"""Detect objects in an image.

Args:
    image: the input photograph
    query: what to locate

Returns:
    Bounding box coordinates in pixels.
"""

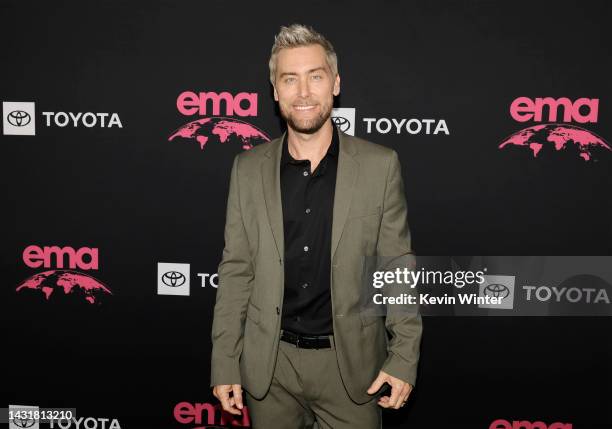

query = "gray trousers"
[245,333,382,429]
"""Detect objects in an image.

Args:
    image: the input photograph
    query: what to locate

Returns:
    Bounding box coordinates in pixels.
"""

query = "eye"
[311,75,322,80]
[285,77,296,83]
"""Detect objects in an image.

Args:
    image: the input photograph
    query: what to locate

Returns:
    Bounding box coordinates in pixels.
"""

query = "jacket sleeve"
[210,154,254,387]
[377,149,423,387]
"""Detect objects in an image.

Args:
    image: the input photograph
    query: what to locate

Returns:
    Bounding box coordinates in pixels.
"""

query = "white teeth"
[295,105,315,110]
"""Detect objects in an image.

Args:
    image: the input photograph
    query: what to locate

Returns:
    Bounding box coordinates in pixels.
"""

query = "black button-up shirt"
[280,122,339,335]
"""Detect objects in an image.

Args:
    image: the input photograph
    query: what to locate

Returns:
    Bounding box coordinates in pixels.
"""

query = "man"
[211,23,422,428]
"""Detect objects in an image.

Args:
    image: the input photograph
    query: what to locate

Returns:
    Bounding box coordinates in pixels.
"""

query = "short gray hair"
[269,24,338,85]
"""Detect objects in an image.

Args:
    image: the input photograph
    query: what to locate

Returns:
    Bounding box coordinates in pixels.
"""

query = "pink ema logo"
[177,91,258,117]
[16,245,112,304]
[499,97,611,161]
[510,97,598,123]
[490,419,572,429]
[174,401,250,428]
[169,90,270,151]
[23,244,98,269]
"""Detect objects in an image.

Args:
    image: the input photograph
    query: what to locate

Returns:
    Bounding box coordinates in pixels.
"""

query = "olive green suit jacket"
[210,128,422,404]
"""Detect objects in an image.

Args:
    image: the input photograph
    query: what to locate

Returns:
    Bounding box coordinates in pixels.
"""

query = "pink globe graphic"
[168,117,270,150]
[16,270,112,304]
[499,124,611,161]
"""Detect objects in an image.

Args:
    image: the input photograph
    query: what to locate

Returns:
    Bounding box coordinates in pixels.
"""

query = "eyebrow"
[279,67,327,78]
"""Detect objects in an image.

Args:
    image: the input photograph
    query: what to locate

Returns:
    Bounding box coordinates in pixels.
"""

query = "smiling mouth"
[294,105,317,111]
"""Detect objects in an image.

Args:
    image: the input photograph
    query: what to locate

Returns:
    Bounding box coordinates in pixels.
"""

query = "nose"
[297,77,311,98]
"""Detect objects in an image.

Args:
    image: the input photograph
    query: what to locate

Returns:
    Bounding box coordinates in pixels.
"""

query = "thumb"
[366,373,386,394]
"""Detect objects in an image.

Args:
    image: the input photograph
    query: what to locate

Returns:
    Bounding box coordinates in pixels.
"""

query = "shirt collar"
[281,120,339,166]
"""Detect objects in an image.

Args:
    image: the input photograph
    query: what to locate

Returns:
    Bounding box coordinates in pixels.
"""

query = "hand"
[212,384,244,415]
[366,370,413,409]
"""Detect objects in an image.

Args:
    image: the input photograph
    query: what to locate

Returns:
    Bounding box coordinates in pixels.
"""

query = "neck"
[286,119,333,161]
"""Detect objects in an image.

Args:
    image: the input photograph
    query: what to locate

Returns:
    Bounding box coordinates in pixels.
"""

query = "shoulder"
[342,131,398,165]
[233,136,281,170]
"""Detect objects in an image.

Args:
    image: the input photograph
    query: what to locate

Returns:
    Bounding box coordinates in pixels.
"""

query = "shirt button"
[303,245,309,252]
[301,282,309,288]
[305,208,311,214]
[303,170,309,176]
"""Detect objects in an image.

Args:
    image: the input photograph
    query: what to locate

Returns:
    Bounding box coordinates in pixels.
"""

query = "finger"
[233,384,244,410]
[367,374,386,394]
[377,396,391,408]
[219,389,241,415]
[224,403,241,415]
[402,384,414,404]
[396,385,412,409]
[400,385,410,400]
[218,389,231,411]
[388,384,403,409]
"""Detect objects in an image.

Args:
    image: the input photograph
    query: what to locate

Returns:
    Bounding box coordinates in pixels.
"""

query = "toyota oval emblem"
[7,110,31,127]
[162,271,186,287]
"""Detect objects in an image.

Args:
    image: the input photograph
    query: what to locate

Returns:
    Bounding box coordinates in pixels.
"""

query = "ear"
[333,74,340,96]
[273,83,279,101]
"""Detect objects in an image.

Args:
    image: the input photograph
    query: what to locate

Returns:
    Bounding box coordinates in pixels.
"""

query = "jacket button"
[276,307,280,315]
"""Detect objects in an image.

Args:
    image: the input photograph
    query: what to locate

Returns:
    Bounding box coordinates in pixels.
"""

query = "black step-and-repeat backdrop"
[2,1,611,428]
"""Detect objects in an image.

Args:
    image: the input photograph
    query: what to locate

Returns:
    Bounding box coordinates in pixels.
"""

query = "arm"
[377,150,422,387]
[210,154,254,387]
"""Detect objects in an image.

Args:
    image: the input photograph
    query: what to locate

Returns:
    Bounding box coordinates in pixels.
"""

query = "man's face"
[273,44,340,134]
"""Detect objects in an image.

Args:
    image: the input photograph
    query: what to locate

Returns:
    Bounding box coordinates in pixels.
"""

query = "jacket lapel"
[331,131,358,260]
[261,131,286,262]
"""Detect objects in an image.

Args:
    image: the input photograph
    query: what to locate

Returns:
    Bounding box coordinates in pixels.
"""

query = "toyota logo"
[162,271,186,287]
[7,110,31,127]
[332,115,351,132]
[483,283,510,299]
[13,418,36,428]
